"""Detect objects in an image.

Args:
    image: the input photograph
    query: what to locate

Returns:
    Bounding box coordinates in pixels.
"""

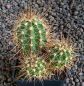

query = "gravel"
[0,0,84,86]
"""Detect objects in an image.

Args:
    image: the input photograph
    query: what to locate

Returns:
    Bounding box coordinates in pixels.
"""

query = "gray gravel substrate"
[0,0,84,86]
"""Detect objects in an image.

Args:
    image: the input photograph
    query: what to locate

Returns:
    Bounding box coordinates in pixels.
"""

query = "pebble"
[6,4,11,9]
[72,81,75,85]
[75,79,79,82]
[66,78,69,83]
[79,72,83,76]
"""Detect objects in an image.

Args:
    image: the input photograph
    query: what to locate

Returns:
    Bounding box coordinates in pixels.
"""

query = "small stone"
[2,24,5,28]
[75,65,77,69]
[75,79,79,82]
[70,77,73,81]
[79,72,83,76]
[74,11,78,15]
[6,4,11,9]
[66,78,69,83]
[72,81,75,85]
[74,16,78,19]
[49,16,54,22]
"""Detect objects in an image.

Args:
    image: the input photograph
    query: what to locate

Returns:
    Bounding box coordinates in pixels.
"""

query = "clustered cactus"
[13,12,75,80]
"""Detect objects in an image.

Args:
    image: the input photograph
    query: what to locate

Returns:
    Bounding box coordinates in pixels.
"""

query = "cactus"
[13,12,76,80]
[26,58,46,78]
[16,16,47,56]
[19,54,50,80]
[48,39,75,71]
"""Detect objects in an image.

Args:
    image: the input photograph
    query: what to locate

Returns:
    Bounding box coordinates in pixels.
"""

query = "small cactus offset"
[48,38,75,71]
[18,54,50,80]
[15,16,47,56]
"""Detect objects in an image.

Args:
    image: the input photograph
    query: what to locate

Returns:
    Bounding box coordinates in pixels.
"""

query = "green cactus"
[16,16,47,56]
[14,12,75,80]
[19,54,50,79]
[48,39,74,70]
[26,58,46,78]
[50,48,71,68]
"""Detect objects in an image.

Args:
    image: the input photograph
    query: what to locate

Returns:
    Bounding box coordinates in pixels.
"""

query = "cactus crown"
[16,16,47,56]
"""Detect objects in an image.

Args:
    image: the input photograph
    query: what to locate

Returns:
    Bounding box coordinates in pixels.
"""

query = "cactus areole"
[16,16,47,56]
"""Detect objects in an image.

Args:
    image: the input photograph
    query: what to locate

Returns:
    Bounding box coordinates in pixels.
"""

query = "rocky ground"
[0,0,84,86]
